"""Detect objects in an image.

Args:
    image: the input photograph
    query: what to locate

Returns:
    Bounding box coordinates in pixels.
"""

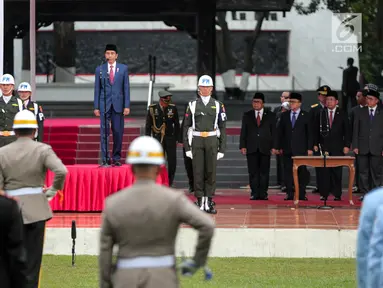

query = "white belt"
[6,187,43,197]
[116,255,175,269]
[0,131,15,136]
[192,131,216,137]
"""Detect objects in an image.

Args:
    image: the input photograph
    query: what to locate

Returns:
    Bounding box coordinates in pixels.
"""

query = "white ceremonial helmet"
[126,136,165,165]
[198,75,214,87]
[13,110,38,129]
[18,82,32,92]
[0,74,15,85]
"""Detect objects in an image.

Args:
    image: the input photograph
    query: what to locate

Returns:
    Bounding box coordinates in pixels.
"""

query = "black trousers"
[24,220,46,288]
[358,154,382,194]
[276,154,284,186]
[283,154,309,198]
[163,136,177,186]
[342,92,357,112]
[183,147,194,189]
[246,152,270,198]
[321,167,343,198]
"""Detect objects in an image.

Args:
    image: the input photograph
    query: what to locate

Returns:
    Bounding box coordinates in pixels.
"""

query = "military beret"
[105,44,118,53]
[290,92,302,101]
[158,90,172,98]
[326,90,338,100]
[253,92,265,102]
[316,85,331,95]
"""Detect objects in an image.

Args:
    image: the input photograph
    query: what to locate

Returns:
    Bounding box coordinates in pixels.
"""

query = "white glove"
[186,151,193,159]
[217,152,224,160]
[45,187,58,201]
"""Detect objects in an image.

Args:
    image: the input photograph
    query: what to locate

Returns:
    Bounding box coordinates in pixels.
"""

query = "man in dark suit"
[273,91,290,191]
[310,85,331,194]
[181,102,194,193]
[349,89,367,193]
[240,93,277,200]
[342,57,360,112]
[277,92,313,200]
[94,44,130,167]
[314,90,351,200]
[352,86,383,200]
[0,195,27,288]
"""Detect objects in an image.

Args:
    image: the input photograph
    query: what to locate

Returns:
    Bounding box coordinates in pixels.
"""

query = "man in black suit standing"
[240,93,277,200]
[352,85,383,201]
[0,195,27,288]
[341,57,360,112]
[349,89,367,193]
[314,90,351,201]
[277,92,313,200]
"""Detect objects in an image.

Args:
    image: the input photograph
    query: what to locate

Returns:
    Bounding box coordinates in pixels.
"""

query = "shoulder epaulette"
[169,103,175,106]
[149,104,156,107]
[311,103,319,108]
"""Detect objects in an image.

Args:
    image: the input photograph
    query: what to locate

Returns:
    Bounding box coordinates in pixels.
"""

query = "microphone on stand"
[71,220,76,267]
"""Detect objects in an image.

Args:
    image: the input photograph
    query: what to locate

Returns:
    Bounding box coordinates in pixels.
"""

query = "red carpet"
[187,193,362,207]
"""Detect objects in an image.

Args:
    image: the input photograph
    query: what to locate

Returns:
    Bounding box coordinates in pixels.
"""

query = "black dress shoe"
[114,161,122,167]
[99,161,111,167]
[334,197,341,201]
[312,188,319,194]
[250,195,258,200]
[320,196,325,201]
[359,195,364,201]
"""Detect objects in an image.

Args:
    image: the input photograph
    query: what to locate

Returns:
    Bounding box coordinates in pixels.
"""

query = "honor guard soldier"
[183,75,227,214]
[0,110,68,288]
[0,74,24,147]
[17,82,45,142]
[99,136,215,288]
[145,90,180,186]
[310,85,331,193]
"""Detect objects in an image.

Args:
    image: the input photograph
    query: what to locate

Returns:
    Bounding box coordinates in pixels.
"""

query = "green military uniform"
[145,91,180,186]
[183,97,227,214]
[22,100,45,142]
[310,85,331,193]
[0,96,23,147]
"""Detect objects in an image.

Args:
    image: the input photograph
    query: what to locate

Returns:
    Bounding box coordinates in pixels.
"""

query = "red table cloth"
[46,165,168,212]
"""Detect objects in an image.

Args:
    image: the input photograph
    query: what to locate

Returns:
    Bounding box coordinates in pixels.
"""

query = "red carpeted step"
[48,141,78,150]
[43,126,80,134]
[79,127,141,135]
[76,158,127,164]
[57,157,76,165]
[75,150,128,158]
[53,149,77,158]
[186,194,362,207]
[77,134,139,142]
[44,133,78,142]
[226,127,240,136]
[77,142,132,150]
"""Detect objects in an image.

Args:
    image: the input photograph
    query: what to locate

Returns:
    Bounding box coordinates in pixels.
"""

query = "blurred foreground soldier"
[0,74,23,147]
[17,82,45,142]
[0,195,27,288]
[310,85,330,194]
[240,93,277,200]
[356,187,383,288]
[99,136,215,288]
[313,90,350,201]
[277,92,313,200]
[352,86,383,201]
[273,92,290,191]
[181,102,194,192]
[145,90,180,186]
[183,75,227,214]
[0,110,67,288]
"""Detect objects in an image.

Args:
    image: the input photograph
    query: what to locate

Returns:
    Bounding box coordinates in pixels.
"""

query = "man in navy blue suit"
[94,44,130,167]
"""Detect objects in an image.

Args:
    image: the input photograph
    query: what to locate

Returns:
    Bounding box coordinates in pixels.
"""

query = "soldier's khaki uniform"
[99,180,215,288]
[0,137,67,288]
[0,96,23,147]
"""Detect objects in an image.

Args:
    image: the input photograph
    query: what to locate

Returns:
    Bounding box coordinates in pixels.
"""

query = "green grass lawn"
[41,255,356,288]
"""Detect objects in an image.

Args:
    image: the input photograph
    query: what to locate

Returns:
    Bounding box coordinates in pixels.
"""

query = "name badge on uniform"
[154,108,159,116]
[12,103,18,106]
[29,107,35,111]
[167,110,174,118]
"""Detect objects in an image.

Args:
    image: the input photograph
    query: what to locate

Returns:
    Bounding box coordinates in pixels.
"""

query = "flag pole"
[30,0,36,100]
[0,0,4,76]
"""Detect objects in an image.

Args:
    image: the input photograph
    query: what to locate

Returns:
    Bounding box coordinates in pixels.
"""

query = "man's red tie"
[329,110,333,128]
[256,112,261,126]
[109,65,114,84]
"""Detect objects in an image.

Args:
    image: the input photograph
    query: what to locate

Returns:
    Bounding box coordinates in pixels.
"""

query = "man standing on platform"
[240,92,277,200]
[99,136,215,288]
[145,90,180,187]
[341,57,359,112]
[277,92,313,201]
[94,44,130,167]
[0,110,67,288]
[352,85,383,201]
[313,90,350,201]
[183,75,227,214]
[0,74,24,148]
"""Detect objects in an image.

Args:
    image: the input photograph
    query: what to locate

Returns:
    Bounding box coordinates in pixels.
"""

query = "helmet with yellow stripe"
[126,136,165,165]
[13,110,38,129]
